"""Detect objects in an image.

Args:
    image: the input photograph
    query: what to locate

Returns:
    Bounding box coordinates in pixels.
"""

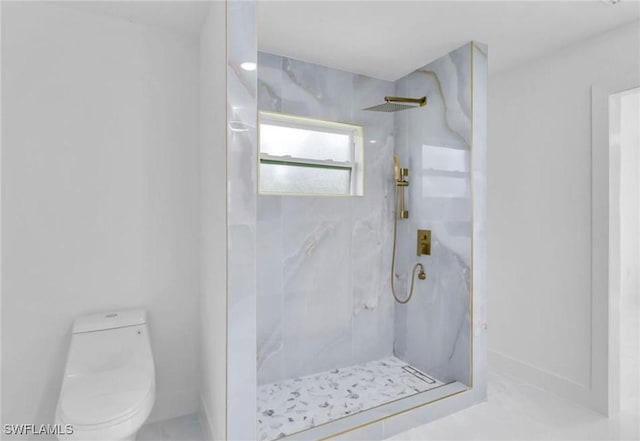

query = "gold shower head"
[363,96,426,112]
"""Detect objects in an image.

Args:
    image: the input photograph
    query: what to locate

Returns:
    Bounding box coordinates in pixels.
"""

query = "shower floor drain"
[402,365,437,384]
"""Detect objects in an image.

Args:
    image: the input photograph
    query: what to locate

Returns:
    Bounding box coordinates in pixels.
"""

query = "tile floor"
[138,414,205,441]
[388,371,640,441]
[139,370,638,441]
[257,356,444,441]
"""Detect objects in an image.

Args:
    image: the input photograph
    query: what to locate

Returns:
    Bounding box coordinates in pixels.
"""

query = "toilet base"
[55,386,154,441]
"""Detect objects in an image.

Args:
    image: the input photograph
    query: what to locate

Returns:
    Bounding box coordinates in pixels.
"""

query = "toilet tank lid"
[72,309,147,334]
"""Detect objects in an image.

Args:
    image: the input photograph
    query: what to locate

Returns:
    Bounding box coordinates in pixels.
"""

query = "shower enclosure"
[224,2,487,439]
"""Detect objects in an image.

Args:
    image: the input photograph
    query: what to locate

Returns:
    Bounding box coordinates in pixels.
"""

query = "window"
[258,111,364,196]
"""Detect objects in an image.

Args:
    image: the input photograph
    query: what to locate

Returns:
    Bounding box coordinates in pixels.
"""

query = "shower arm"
[385,96,427,106]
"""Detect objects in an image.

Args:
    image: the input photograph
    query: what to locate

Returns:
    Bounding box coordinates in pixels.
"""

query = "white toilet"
[55,310,155,441]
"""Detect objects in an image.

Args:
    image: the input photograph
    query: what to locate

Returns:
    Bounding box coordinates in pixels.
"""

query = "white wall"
[1,2,201,428]
[198,2,227,439]
[619,89,640,326]
[619,89,640,411]
[488,20,640,409]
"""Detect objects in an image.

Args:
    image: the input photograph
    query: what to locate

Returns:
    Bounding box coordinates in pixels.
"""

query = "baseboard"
[489,349,599,412]
[199,397,215,441]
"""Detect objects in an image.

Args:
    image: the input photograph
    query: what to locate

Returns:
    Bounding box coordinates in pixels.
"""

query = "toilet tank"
[65,309,154,378]
[72,309,147,333]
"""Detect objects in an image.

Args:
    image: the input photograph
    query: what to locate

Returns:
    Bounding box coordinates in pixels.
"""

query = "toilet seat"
[59,368,153,427]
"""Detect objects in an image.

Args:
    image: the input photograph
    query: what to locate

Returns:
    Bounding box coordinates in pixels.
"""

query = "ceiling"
[56,1,639,80]
[258,1,640,80]
[58,1,210,38]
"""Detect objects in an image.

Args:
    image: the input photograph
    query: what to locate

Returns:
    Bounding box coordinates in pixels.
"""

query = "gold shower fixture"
[394,155,409,219]
[390,155,426,304]
[363,96,427,112]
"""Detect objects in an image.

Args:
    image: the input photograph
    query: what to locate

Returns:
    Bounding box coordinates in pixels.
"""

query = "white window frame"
[258,111,364,196]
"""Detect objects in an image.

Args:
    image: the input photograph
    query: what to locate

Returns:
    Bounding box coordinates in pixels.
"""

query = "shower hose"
[390,186,424,304]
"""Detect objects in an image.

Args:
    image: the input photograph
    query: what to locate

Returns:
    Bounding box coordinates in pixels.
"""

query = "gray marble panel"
[351,291,395,365]
[281,200,354,378]
[257,216,282,298]
[281,56,354,121]
[471,41,488,401]
[258,52,283,112]
[392,44,473,386]
[256,54,396,384]
[257,293,283,385]
[227,1,257,440]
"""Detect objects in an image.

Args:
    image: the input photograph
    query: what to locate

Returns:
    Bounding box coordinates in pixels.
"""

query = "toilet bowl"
[55,310,155,441]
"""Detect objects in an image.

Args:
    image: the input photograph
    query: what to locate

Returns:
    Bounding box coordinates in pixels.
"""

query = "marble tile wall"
[471,42,488,401]
[253,42,487,425]
[256,52,397,385]
[393,44,474,385]
[227,1,257,440]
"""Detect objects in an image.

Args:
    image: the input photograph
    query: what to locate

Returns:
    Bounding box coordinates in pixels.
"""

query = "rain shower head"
[363,96,427,112]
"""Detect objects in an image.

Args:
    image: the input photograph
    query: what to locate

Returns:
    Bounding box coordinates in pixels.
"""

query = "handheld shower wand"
[391,155,425,304]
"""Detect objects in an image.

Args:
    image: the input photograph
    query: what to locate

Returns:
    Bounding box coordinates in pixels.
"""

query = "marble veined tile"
[257,52,397,385]
[227,2,257,440]
[257,356,444,441]
[393,43,474,388]
[281,56,354,121]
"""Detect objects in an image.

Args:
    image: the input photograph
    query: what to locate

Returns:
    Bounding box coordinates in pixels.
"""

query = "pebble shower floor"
[257,356,445,440]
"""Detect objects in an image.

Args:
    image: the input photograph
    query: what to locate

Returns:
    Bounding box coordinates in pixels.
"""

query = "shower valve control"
[417,229,431,256]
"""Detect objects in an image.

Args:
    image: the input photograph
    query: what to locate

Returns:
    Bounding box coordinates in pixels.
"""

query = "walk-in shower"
[250,40,486,440]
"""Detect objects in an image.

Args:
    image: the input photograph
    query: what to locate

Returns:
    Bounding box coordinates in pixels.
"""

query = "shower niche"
[224,3,486,438]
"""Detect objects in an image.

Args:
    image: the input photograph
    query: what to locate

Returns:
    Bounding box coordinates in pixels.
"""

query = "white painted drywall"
[619,89,640,328]
[1,2,201,427]
[619,89,640,412]
[198,2,227,439]
[488,20,640,408]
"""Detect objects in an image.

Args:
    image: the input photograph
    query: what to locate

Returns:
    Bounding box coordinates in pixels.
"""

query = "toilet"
[55,310,155,441]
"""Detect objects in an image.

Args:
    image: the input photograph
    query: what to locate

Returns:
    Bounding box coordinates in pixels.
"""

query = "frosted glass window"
[259,112,363,196]
[260,163,351,195]
[261,125,352,162]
